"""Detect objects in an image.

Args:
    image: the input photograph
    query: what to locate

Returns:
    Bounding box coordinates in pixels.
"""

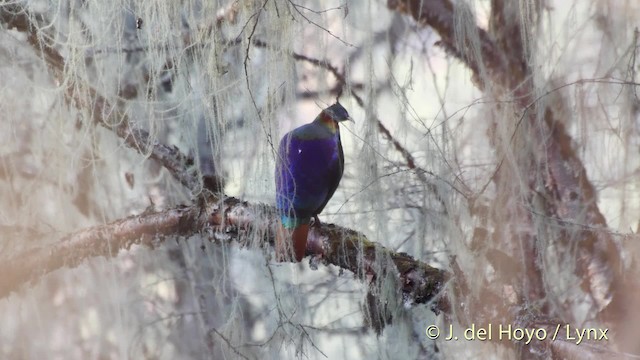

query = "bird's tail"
[276,220,309,262]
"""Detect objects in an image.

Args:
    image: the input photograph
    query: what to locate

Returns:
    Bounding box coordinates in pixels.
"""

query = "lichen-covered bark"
[0,196,449,315]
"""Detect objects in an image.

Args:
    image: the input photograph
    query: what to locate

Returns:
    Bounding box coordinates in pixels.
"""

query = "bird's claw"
[308,254,323,270]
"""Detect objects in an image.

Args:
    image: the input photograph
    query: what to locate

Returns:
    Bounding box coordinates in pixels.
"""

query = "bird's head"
[316,102,352,132]
[324,102,351,123]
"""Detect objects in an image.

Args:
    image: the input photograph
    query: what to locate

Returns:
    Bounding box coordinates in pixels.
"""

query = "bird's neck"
[314,112,339,134]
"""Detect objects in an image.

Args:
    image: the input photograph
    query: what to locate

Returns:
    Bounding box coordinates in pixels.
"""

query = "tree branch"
[0,196,449,314]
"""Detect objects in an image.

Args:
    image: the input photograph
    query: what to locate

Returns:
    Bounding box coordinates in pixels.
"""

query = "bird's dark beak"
[345,116,354,123]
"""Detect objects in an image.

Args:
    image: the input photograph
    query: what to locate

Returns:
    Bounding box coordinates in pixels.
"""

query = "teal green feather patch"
[280,215,310,229]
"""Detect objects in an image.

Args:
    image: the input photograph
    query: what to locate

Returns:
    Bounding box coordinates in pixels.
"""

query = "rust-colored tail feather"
[291,224,309,261]
[276,221,309,262]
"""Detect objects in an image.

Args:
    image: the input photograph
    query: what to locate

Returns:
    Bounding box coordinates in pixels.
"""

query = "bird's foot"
[308,253,323,270]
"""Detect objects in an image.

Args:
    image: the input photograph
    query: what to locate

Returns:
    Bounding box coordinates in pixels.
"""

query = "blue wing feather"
[275,122,343,228]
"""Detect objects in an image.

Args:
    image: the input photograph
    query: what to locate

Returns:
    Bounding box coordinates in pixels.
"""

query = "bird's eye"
[298,149,302,154]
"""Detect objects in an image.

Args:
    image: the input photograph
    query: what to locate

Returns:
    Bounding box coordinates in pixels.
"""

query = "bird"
[275,102,351,262]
